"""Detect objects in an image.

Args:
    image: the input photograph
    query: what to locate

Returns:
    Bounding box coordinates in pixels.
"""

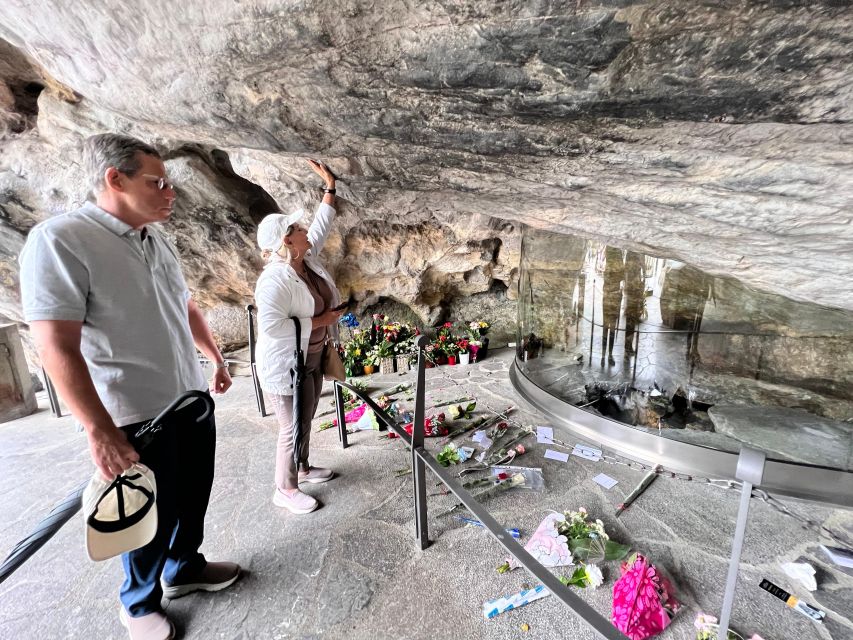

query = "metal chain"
[404,347,853,549]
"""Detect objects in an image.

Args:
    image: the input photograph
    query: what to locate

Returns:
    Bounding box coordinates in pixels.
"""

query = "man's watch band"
[323,187,336,194]
[214,360,229,369]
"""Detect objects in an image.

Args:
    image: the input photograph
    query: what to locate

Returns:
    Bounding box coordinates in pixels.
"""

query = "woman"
[254,159,343,514]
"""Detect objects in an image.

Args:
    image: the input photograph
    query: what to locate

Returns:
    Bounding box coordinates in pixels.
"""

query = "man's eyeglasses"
[141,174,175,191]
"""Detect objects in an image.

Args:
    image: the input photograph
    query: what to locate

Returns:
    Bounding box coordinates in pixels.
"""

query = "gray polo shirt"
[19,202,206,426]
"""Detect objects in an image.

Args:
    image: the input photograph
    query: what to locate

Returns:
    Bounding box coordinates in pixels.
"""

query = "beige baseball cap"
[82,463,157,561]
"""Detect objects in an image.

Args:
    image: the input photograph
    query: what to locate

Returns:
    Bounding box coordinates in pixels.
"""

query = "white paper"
[536,426,554,444]
[571,443,602,462]
[479,436,493,450]
[544,449,570,462]
[593,473,618,489]
[472,430,485,443]
[781,562,817,591]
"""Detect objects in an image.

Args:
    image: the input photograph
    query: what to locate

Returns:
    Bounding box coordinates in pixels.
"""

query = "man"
[19,133,240,640]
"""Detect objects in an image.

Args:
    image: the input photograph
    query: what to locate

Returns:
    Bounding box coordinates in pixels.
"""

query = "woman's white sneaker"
[298,466,334,484]
[273,488,319,514]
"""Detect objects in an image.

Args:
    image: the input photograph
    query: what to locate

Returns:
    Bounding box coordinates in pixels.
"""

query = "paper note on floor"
[536,426,554,444]
[572,443,602,462]
[472,430,485,443]
[544,449,569,462]
[593,473,618,489]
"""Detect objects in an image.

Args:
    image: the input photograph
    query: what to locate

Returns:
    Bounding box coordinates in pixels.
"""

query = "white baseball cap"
[256,209,306,251]
[82,463,157,561]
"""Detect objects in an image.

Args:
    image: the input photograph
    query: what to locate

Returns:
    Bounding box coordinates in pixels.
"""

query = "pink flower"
[515,444,526,455]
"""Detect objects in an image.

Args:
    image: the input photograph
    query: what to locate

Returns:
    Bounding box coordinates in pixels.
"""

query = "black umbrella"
[0,390,214,585]
[290,317,306,469]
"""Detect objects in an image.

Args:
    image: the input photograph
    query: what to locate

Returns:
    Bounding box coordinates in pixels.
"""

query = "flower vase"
[436,354,447,366]
[478,337,490,361]
[458,352,470,365]
[469,344,480,361]
[379,357,395,375]
[346,364,363,377]
[447,355,457,366]
[363,364,376,375]
[395,355,409,372]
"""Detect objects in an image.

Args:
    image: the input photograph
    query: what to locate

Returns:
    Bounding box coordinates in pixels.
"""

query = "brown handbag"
[321,338,346,381]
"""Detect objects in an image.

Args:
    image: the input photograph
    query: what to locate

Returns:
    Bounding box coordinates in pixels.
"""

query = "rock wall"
[1,1,852,363]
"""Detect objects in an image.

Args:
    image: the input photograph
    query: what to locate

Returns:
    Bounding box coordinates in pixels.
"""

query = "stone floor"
[1,349,852,640]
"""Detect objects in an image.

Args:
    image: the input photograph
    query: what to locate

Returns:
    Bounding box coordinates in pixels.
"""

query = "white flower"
[584,564,604,589]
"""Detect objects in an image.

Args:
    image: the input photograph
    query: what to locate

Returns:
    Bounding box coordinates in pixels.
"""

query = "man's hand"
[211,366,232,395]
[88,424,139,481]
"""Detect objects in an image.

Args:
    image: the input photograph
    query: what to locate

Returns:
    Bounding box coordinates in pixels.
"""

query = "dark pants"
[119,395,216,616]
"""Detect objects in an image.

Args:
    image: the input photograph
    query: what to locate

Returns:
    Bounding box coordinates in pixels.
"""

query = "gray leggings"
[271,350,324,490]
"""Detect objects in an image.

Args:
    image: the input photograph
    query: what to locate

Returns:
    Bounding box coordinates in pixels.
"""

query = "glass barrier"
[516,227,853,472]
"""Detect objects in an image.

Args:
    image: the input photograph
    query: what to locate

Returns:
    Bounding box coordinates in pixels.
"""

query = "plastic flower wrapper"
[384,413,447,438]
[498,512,573,573]
[437,472,526,518]
[612,553,681,640]
[560,564,604,589]
[351,407,379,431]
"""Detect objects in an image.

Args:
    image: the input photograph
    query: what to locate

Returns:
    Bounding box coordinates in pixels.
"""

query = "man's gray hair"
[82,133,161,193]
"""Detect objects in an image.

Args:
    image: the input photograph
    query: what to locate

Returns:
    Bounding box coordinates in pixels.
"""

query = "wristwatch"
[323,186,336,194]
[214,360,229,369]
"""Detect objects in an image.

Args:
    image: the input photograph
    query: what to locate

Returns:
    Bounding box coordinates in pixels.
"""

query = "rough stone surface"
[1,1,853,363]
[1,350,852,639]
[708,405,853,470]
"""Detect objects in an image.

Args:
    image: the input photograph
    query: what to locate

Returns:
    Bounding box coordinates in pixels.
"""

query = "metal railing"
[333,335,630,640]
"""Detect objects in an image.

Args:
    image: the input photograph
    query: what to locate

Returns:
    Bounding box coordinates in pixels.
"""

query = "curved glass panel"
[517,227,853,472]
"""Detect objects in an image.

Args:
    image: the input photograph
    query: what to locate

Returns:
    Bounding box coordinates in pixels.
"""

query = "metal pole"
[718,446,766,636]
[247,305,267,417]
[334,380,348,449]
[42,368,62,418]
[411,335,430,550]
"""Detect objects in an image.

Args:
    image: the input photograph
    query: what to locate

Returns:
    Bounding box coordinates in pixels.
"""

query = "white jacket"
[254,202,341,395]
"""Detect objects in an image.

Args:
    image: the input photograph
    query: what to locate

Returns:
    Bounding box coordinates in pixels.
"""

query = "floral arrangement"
[612,553,681,640]
[385,412,447,438]
[336,313,493,373]
[469,320,490,337]
[556,507,631,563]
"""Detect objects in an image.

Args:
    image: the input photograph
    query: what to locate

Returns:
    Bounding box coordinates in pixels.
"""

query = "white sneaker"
[273,488,319,514]
[119,607,175,640]
[298,466,334,484]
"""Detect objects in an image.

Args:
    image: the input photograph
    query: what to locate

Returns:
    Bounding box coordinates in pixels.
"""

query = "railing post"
[334,380,348,449]
[247,304,268,417]
[411,335,430,550]
[42,368,62,418]
[718,446,766,635]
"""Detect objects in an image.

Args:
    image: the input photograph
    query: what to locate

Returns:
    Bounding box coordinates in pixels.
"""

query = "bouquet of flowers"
[612,553,681,640]
[557,507,631,563]
[385,413,447,438]
[469,320,490,338]
[456,337,470,355]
